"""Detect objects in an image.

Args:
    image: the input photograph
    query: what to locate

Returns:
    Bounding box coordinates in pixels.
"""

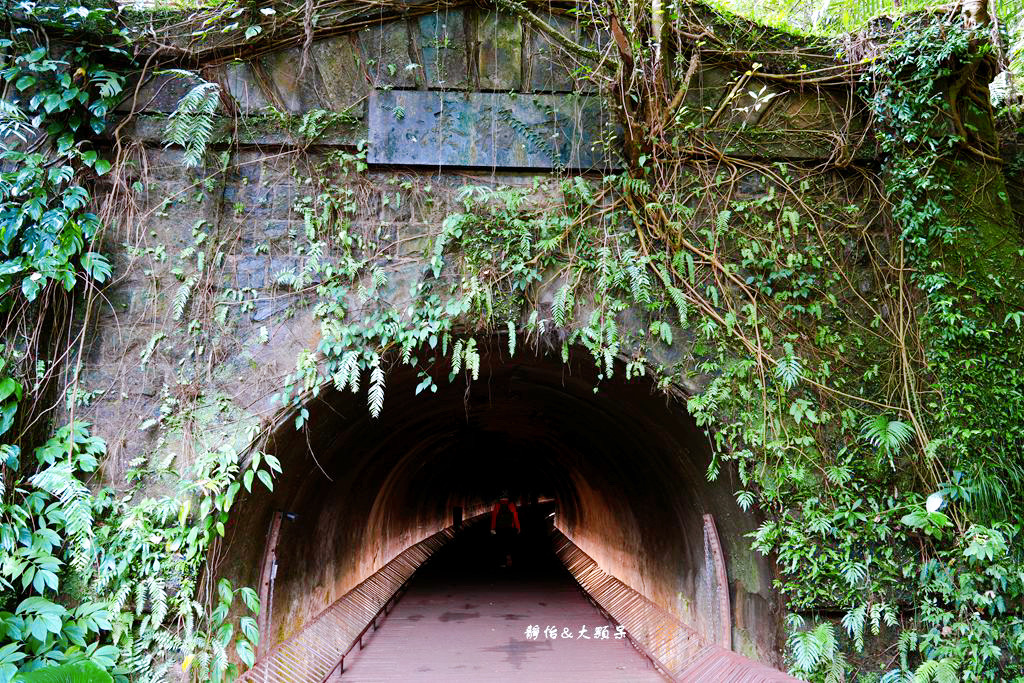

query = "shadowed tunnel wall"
[217,339,786,665]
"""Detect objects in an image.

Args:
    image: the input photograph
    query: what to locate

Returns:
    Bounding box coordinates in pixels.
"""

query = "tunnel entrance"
[220,338,787,674]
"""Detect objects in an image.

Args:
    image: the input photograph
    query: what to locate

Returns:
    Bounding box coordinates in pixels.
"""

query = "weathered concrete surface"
[85,151,785,655]
[120,8,868,164]
[368,91,612,169]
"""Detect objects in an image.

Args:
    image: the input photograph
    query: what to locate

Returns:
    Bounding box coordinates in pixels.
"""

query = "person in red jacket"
[490,491,520,567]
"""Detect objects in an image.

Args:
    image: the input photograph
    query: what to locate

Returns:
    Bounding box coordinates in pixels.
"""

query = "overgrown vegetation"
[2,0,1023,681]
[0,1,275,681]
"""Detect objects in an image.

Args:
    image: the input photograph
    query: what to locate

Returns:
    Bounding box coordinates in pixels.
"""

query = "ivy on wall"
[865,15,1024,681]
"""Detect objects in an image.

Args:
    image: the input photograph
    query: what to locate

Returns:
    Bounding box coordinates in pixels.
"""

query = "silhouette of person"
[490,491,520,567]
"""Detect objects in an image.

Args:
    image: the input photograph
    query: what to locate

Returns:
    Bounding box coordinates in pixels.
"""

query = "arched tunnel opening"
[219,338,787,677]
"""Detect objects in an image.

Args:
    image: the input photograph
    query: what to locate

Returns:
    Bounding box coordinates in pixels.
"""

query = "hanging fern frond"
[453,338,481,380]
[789,622,839,676]
[620,174,651,196]
[774,342,802,389]
[332,351,360,394]
[913,658,959,683]
[497,107,563,170]
[552,282,575,327]
[861,414,915,457]
[655,265,690,326]
[29,463,94,571]
[715,209,732,235]
[164,79,221,168]
[148,577,167,626]
[465,338,480,380]
[172,273,200,322]
[134,578,147,618]
[624,251,652,305]
[451,339,464,375]
[368,355,385,418]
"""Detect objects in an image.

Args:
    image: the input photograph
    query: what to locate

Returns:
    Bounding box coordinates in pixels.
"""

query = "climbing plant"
[0,1,271,681]
[862,14,1024,682]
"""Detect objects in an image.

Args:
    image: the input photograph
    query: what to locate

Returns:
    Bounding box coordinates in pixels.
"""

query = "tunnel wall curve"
[218,341,785,665]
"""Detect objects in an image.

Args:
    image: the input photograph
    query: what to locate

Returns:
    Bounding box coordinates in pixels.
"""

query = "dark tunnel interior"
[217,338,785,662]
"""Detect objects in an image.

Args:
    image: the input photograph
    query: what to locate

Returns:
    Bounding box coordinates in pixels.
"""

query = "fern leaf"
[716,209,732,234]
[553,282,575,327]
[826,649,848,683]
[149,577,167,626]
[134,580,147,617]
[464,338,480,380]
[164,80,220,168]
[332,351,360,394]
[452,340,464,374]
[368,356,385,418]
[625,253,652,305]
[173,273,199,322]
[861,415,915,456]
[841,605,866,640]
[29,463,94,572]
[774,343,802,389]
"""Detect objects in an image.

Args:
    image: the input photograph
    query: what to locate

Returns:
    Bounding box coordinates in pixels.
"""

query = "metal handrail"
[239,519,801,683]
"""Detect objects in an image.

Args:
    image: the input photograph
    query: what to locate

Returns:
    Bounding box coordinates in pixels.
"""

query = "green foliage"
[14,660,112,682]
[275,167,684,419]
[3,3,1022,683]
[787,618,845,682]
[162,77,220,169]
[860,415,914,464]
[0,380,272,682]
[865,12,1024,682]
[256,7,1024,681]
[0,4,270,681]
[717,0,1021,39]
[0,6,123,306]
[0,419,117,681]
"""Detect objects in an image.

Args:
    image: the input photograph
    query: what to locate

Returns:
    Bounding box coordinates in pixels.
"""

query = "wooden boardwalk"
[331,529,666,682]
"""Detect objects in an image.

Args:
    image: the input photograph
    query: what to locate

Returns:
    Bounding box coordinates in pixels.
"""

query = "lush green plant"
[864,14,1024,681]
[0,3,122,306]
[0,2,273,681]
[267,7,1022,681]
[14,660,112,682]
[0,359,271,681]
[4,1,1023,682]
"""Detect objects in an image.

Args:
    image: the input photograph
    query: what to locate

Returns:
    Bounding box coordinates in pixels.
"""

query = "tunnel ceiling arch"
[220,340,784,664]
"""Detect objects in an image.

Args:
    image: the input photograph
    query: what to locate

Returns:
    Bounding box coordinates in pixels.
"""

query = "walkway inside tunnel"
[330,508,665,682]
[227,341,796,680]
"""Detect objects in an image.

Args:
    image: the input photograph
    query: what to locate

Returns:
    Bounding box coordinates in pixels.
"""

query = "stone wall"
[83,4,895,668]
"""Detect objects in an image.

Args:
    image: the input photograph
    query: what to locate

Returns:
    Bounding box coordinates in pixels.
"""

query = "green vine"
[0,2,273,682]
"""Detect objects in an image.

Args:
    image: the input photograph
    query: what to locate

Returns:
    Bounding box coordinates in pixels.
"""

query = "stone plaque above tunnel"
[368,90,616,170]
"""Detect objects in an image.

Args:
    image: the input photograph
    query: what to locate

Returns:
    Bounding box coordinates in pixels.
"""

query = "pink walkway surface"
[331,548,666,682]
